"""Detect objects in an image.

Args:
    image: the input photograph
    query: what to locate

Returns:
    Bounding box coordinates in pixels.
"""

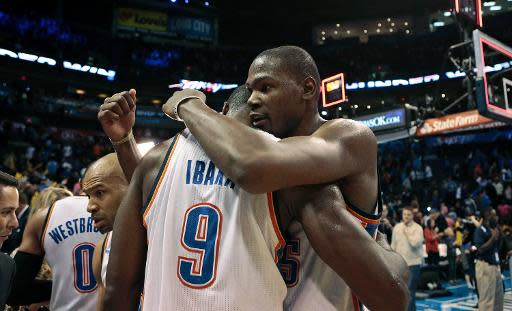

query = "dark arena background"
[1,0,512,310]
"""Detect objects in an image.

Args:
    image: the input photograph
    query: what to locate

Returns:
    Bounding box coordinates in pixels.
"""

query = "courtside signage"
[416,110,495,136]
[355,108,406,132]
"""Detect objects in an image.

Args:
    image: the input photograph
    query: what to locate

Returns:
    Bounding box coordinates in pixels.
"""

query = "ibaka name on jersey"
[47,216,99,244]
[185,159,236,189]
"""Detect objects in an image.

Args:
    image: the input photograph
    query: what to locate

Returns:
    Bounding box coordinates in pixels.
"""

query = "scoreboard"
[321,73,347,107]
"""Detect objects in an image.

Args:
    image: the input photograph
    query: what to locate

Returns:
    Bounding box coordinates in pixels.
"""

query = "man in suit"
[1,192,29,254]
[0,170,20,309]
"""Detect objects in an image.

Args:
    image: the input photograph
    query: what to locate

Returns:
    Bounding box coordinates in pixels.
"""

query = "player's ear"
[302,76,317,101]
[222,101,229,115]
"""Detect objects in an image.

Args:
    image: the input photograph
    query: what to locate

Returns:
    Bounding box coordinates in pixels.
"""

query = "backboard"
[473,29,512,124]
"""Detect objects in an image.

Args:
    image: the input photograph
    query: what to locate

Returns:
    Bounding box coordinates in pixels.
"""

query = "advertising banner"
[168,16,215,41]
[355,108,406,132]
[117,8,167,32]
[416,110,498,136]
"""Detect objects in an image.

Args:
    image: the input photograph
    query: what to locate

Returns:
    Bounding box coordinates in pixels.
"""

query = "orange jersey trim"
[142,134,181,228]
[267,192,286,263]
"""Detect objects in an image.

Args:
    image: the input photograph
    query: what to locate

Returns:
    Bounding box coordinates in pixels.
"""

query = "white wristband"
[174,96,204,122]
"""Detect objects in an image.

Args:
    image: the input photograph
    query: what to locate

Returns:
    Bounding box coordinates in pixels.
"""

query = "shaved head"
[83,153,128,233]
[84,153,127,186]
[226,85,251,116]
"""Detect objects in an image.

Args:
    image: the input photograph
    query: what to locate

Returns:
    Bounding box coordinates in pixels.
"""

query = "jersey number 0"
[72,243,97,293]
[178,203,223,289]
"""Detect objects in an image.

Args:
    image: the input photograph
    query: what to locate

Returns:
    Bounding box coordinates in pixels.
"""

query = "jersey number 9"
[178,203,223,289]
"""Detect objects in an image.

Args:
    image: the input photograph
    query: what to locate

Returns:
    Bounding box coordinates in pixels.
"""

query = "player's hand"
[98,89,137,141]
[162,89,206,121]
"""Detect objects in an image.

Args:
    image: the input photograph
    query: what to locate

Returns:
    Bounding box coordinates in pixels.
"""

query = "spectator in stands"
[424,218,440,266]
[474,207,503,311]
[433,206,448,233]
[30,187,72,216]
[392,207,424,311]
[500,225,512,280]
[379,204,394,244]
[461,227,477,289]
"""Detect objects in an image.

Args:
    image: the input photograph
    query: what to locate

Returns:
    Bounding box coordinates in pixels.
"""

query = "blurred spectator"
[379,204,394,244]
[30,187,72,216]
[392,207,424,311]
[461,220,478,290]
[473,208,503,311]
[424,218,440,266]
[500,225,512,280]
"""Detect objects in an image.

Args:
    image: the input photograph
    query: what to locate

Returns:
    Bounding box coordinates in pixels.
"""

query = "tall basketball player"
[163,45,409,310]
[101,87,287,310]
[100,85,408,310]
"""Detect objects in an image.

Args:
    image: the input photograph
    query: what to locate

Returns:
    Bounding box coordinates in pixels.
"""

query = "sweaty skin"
[92,235,107,311]
[82,153,128,311]
[103,139,169,310]
[82,153,128,234]
[101,88,409,310]
[163,48,409,310]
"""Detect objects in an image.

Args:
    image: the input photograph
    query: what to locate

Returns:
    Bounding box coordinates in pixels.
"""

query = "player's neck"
[289,112,324,136]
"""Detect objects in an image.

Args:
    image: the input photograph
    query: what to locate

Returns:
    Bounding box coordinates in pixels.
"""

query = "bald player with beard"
[99,86,408,310]
[79,154,128,311]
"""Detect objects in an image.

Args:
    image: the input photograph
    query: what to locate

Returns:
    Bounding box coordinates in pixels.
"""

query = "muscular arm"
[93,236,106,311]
[113,137,141,182]
[298,197,409,311]
[178,99,377,194]
[8,209,52,305]
[98,89,141,181]
[103,140,170,310]
[103,165,146,311]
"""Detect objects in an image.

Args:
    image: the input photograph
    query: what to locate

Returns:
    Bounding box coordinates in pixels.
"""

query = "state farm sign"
[416,110,495,136]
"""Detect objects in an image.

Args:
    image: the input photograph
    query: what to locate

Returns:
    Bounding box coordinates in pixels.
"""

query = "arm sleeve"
[473,228,486,247]
[8,251,52,305]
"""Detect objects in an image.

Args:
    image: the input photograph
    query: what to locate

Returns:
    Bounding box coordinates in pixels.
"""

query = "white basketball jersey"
[42,196,102,311]
[101,231,112,287]
[282,206,380,311]
[142,129,287,311]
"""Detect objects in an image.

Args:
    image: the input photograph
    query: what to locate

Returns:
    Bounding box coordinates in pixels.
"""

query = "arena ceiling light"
[0,47,116,80]
[137,142,156,156]
[169,80,238,93]
[0,48,56,66]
